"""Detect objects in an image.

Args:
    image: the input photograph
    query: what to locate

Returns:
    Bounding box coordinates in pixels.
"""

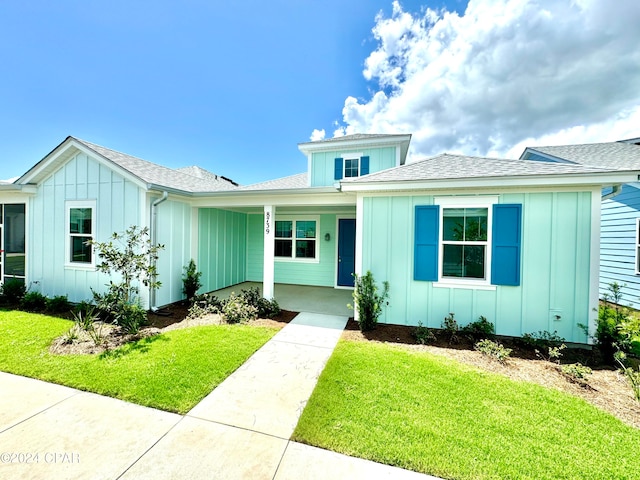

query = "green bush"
[560,363,592,386]
[441,313,459,344]
[114,302,147,334]
[521,330,565,350]
[413,321,436,344]
[223,292,258,324]
[182,259,202,303]
[0,279,26,305]
[615,352,640,402]
[474,339,512,363]
[46,295,71,314]
[187,293,223,320]
[351,271,389,332]
[461,316,495,341]
[20,291,47,312]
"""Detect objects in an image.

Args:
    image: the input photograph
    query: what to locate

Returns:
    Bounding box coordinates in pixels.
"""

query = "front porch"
[211,282,353,317]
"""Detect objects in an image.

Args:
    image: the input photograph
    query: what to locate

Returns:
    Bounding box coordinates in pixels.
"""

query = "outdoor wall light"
[324,233,331,241]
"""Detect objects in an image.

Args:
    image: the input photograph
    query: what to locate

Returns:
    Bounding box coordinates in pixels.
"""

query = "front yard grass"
[0,310,277,414]
[293,340,640,480]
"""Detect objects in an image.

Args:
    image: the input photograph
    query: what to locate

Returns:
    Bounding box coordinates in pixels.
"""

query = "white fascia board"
[189,190,356,208]
[0,184,36,194]
[340,171,640,193]
[298,135,412,155]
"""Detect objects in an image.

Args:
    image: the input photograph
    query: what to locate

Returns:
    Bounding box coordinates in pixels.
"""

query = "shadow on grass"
[99,334,169,360]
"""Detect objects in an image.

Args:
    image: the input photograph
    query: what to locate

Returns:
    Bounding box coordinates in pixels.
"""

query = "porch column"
[263,205,275,299]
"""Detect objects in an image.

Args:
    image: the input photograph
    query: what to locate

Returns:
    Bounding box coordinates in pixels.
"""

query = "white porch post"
[263,205,275,299]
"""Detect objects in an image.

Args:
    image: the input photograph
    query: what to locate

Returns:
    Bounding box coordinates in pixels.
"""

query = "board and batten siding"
[310,147,397,187]
[198,208,247,293]
[246,213,337,287]
[155,199,193,307]
[600,182,640,308]
[28,152,142,303]
[360,191,593,343]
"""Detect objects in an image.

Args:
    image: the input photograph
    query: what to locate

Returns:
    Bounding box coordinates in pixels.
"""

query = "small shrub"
[442,313,459,344]
[615,351,640,402]
[413,321,436,344]
[0,278,26,305]
[521,330,565,350]
[114,302,147,334]
[536,343,566,364]
[20,291,47,312]
[238,287,280,318]
[560,363,592,386]
[187,294,223,320]
[475,339,512,363]
[462,316,495,341]
[62,327,79,344]
[46,295,71,314]
[72,306,98,332]
[223,292,258,324]
[182,259,202,303]
[350,271,389,332]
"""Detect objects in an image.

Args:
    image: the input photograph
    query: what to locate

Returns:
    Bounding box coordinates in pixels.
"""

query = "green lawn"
[293,341,640,480]
[0,310,277,413]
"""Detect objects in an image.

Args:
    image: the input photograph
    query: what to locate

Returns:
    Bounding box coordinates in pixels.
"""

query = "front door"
[337,219,356,287]
[0,204,26,286]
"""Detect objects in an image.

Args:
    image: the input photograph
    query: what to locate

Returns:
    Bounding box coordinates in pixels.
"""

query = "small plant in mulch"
[461,316,495,341]
[560,363,593,388]
[182,259,203,303]
[536,343,566,364]
[350,271,389,332]
[441,313,459,344]
[474,339,512,364]
[615,351,640,402]
[413,321,436,344]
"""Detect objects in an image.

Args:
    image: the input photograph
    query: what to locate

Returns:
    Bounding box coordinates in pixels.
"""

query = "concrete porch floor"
[211,282,354,317]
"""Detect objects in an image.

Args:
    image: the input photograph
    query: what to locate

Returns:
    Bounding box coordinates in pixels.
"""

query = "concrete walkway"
[0,312,440,480]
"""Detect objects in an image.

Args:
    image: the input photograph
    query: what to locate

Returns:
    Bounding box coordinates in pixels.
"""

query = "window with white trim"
[435,196,497,287]
[344,158,359,178]
[66,201,95,266]
[274,217,318,261]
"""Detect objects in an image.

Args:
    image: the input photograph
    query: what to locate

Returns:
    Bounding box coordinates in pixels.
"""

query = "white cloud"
[320,0,640,159]
[310,129,326,141]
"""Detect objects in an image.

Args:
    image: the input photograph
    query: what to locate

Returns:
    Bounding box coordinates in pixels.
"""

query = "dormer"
[298,133,412,187]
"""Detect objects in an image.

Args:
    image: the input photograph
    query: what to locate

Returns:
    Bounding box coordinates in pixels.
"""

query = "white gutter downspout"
[601,184,622,201]
[149,191,168,311]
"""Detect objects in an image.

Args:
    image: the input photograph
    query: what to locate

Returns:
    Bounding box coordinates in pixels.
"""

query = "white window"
[66,200,96,268]
[274,216,319,262]
[344,158,359,178]
[435,196,497,289]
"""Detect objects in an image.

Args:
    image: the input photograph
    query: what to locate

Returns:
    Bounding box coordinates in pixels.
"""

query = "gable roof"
[298,133,412,165]
[520,142,640,170]
[17,136,238,194]
[237,172,308,191]
[340,153,638,192]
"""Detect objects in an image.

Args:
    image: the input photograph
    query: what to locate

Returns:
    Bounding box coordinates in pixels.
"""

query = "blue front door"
[337,219,356,287]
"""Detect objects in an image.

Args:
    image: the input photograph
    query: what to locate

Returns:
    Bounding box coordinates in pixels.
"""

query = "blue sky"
[1,0,639,184]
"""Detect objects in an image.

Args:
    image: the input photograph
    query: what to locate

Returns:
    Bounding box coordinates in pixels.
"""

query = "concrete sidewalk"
[0,312,439,479]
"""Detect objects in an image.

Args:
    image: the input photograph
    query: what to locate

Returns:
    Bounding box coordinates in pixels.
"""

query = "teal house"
[2,134,637,343]
[521,139,640,309]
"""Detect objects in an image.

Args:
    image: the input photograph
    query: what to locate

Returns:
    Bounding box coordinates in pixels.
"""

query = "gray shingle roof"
[525,142,640,170]
[238,173,308,191]
[342,153,616,183]
[298,133,409,146]
[75,138,238,192]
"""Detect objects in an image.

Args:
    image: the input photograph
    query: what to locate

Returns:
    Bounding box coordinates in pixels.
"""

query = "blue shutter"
[334,158,343,180]
[491,204,522,286]
[360,156,370,175]
[414,205,439,281]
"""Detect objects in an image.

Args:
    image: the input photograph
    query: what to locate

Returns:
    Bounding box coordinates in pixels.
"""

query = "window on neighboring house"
[67,201,95,266]
[274,218,318,261]
[636,218,640,274]
[442,207,488,279]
